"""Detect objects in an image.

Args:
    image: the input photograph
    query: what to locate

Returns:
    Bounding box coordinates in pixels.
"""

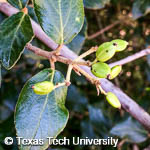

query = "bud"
[111,39,128,52]
[96,42,116,62]
[32,81,54,95]
[109,65,122,80]
[91,62,111,78]
[106,92,121,108]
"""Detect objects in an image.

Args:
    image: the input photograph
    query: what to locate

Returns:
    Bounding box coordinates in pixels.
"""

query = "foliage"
[0,0,150,150]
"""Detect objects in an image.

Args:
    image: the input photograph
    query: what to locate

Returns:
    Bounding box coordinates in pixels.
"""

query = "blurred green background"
[1,0,150,149]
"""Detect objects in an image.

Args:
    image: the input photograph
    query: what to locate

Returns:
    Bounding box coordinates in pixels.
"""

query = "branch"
[87,20,120,40]
[1,2,150,132]
[26,44,90,66]
[109,48,150,67]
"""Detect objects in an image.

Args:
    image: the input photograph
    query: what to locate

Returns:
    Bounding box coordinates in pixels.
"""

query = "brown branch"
[87,20,120,40]
[26,43,90,66]
[26,44,97,84]
[109,48,150,68]
[1,2,150,132]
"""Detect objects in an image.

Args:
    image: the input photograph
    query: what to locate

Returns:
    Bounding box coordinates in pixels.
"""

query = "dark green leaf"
[81,120,96,139]
[67,85,88,113]
[28,6,39,23]
[132,0,150,19]
[88,105,111,137]
[0,12,34,69]
[67,19,87,54]
[7,0,28,9]
[15,68,69,150]
[110,117,148,143]
[83,0,110,10]
[33,0,84,44]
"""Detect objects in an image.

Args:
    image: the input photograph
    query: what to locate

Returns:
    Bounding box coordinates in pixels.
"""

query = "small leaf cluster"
[91,39,128,109]
[92,39,128,79]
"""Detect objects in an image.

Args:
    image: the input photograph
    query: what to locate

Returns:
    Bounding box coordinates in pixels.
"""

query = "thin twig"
[65,46,98,84]
[109,48,150,68]
[54,44,63,55]
[74,65,98,84]
[49,58,55,69]
[75,46,98,61]
[66,65,73,83]
[117,139,127,150]
[87,20,120,40]
[54,82,66,89]
[58,56,91,66]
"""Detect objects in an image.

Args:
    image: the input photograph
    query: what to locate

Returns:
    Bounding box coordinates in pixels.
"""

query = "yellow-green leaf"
[91,62,111,78]
[106,92,121,108]
[109,65,122,80]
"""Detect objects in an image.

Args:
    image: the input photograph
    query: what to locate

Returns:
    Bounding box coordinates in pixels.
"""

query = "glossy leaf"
[7,0,28,9]
[83,0,110,10]
[15,69,69,150]
[67,19,87,54]
[132,0,150,19]
[0,12,34,69]
[110,117,148,143]
[33,0,84,44]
